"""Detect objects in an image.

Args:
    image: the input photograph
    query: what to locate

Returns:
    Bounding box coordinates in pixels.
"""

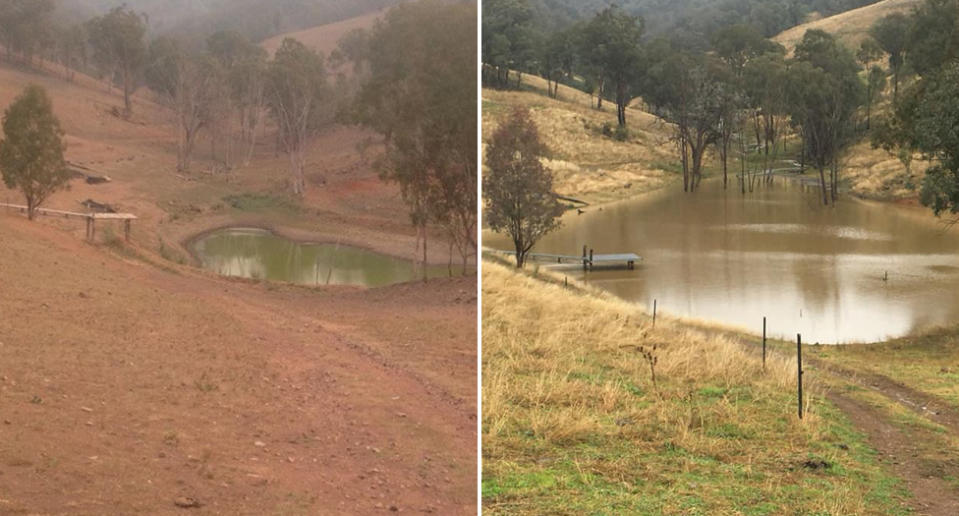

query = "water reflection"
[192,228,450,288]
[485,178,959,343]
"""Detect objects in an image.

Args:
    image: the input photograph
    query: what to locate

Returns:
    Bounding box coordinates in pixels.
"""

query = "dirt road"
[810,359,959,515]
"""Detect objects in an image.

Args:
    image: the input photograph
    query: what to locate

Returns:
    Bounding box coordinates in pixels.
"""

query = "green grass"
[808,326,959,408]
[223,193,301,214]
[483,261,912,515]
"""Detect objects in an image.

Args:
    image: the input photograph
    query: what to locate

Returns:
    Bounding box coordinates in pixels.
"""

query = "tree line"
[0,0,476,274]
[868,0,959,219]
[486,2,876,202]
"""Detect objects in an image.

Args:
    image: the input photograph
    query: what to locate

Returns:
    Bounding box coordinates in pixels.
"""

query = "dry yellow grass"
[844,141,929,200]
[774,0,922,54]
[482,259,910,514]
[483,81,681,205]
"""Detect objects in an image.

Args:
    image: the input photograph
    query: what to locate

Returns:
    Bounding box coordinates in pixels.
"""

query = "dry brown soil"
[0,215,477,515]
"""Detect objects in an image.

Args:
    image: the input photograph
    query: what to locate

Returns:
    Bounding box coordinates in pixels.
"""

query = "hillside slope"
[773,0,921,53]
[483,75,684,206]
[0,23,457,266]
[261,9,384,57]
[481,259,915,514]
[0,214,476,514]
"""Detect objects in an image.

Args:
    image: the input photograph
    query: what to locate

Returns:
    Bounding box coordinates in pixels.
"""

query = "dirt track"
[0,215,476,514]
[804,357,959,515]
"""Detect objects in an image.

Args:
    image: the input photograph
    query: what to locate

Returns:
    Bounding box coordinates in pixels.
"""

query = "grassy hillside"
[483,75,685,206]
[482,259,910,514]
[773,0,921,54]
[769,0,931,202]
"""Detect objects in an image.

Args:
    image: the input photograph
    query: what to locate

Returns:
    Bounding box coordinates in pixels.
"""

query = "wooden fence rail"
[0,202,136,242]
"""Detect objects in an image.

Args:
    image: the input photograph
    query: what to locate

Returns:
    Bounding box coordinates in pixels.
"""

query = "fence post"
[797,333,803,420]
[762,317,767,372]
[653,299,657,328]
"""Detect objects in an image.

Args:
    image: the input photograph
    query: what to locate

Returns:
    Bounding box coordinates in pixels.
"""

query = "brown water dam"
[485,177,959,343]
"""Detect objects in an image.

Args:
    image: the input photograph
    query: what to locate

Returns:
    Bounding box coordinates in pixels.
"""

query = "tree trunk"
[122,68,133,118]
[422,223,428,283]
[818,165,829,205]
[596,79,604,110]
[680,130,689,193]
[721,137,728,190]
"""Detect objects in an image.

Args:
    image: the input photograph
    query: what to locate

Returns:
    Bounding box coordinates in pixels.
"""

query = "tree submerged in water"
[484,107,564,268]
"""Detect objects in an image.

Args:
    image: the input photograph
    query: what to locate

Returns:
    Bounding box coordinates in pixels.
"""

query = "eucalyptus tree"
[87,6,147,118]
[870,13,910,101]
[789,31,865,204]
[743,52,789,182]
[482,0,537,88]
[0,0,55,65]
[145,37,221,173]
[580,6,644,126]
[266,38,332,196]
[644,49,724,192]
[355,1,477,274]
[207,31,269,168]
[0,85,69,220]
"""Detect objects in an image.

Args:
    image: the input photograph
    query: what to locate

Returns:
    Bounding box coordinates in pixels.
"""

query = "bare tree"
[145,37,218,172]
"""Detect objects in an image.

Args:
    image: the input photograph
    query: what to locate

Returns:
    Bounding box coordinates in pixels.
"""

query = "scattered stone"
[389,505,399,512]
[80,406,93,413]
[395,412,407,418]
[254,441,266,448]
[173,497,201,508]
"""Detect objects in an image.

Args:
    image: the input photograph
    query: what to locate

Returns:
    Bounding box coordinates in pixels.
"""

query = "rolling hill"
[773,0,921,53]
[261,8,384,57]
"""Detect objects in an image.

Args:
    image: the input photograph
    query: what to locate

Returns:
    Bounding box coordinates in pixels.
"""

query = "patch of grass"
[483,259,911,515]
[158,239,187,265]
[810,326,959,408]
[223,193,300,214]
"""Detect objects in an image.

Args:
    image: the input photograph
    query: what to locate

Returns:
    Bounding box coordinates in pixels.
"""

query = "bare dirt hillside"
[261,9,384,58]
[0,8,476,515]
[0,43,457,265]
[0,209,476,514]
[774,0,921,54]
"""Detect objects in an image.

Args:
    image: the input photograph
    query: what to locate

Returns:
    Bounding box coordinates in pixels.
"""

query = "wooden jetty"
[486,246,641,270]
[1,202,137,242]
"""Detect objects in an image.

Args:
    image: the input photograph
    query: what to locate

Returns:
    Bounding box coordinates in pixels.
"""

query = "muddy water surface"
[486,178,959,343]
